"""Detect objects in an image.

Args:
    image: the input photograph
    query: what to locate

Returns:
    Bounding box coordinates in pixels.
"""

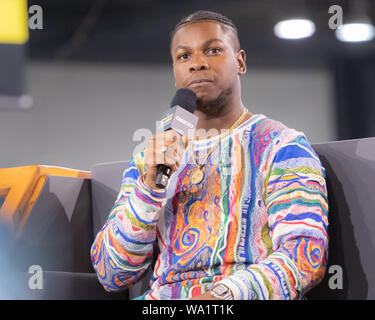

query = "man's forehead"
[171,21,235,50]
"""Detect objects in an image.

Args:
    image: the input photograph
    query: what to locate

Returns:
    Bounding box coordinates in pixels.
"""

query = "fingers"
[160,140,184,171]
[167,139,184,158]
[163,154,180,172]
[144,130,188,172]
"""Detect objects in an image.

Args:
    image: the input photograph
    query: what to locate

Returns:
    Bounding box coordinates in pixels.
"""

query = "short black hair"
[170,10,240,51]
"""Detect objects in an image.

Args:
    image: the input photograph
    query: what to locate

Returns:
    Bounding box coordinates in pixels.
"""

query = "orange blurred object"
[0,165,91,236]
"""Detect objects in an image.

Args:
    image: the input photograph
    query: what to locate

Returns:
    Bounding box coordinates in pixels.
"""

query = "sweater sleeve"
[216,133,329,300]
[90,152,167,292]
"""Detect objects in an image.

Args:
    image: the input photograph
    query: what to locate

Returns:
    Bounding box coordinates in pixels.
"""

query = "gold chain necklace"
[189,107,249,185]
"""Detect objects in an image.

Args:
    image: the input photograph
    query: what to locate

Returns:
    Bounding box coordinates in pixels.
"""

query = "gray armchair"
[4,137,375,299]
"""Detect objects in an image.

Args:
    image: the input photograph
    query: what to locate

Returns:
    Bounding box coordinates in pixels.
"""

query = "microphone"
[155,88,198,189]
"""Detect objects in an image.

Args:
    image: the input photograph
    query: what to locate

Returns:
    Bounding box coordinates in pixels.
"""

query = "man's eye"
[178,53,189,60]
[207,48,222,54]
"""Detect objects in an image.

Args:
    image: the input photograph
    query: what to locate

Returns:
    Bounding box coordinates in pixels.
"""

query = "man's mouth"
[187,79,214,88]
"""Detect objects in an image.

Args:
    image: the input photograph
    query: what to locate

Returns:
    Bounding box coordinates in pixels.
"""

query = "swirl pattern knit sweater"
[91,114,329,300]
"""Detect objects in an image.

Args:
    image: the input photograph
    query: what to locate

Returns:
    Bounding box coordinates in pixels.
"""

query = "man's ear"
[236,49,247,75]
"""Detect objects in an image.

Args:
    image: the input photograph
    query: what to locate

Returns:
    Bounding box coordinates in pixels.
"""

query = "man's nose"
[189,55,209,72]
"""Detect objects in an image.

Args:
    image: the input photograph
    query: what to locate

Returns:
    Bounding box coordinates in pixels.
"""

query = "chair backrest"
[307,137,375,299]
[90,161,128,237]
[13,175,93,273]
[91,160,152,299]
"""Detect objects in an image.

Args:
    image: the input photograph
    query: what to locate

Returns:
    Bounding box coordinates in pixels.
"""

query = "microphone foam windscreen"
[170,88,197,113]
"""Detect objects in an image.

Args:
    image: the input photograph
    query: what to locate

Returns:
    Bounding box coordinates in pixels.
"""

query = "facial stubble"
[196,87,233,117]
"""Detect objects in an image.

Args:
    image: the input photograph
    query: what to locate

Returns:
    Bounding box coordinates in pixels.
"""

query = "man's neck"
[193,101,252,137]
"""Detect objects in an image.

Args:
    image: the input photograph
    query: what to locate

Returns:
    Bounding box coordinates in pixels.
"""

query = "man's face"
[171,21,245,110]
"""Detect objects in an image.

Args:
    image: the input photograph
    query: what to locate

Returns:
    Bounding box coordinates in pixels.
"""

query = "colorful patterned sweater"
[91,114,329,300]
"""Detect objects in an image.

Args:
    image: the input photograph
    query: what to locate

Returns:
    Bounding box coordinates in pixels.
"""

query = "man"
[91,10,328,300]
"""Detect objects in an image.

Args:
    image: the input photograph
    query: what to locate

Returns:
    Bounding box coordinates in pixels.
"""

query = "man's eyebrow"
[174,38,224,53]
[203,38,223,47]
[174,45,190,53]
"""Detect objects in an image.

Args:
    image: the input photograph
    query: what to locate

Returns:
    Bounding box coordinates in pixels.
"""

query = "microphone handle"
[155,164,172,189]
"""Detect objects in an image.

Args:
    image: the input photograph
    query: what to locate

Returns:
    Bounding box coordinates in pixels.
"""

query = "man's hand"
[143,130,189,190]
[189,291,221,300]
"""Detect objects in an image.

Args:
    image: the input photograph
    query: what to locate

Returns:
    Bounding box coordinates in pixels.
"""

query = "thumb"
[181,134,190,149]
